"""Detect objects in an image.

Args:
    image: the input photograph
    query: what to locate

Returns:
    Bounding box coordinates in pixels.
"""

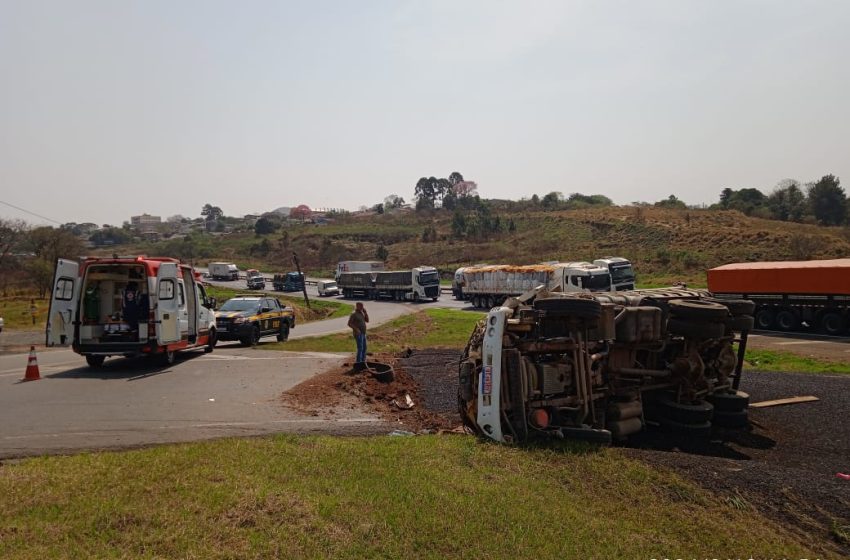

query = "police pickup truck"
[214,295,295,346]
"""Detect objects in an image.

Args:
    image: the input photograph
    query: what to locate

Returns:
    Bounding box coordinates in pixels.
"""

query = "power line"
[0,199,63,225]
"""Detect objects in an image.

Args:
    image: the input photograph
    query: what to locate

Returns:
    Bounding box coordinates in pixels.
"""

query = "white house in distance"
[130,214,161,233]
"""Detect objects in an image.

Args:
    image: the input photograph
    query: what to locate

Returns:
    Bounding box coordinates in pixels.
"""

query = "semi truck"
[338,266,441,301]
[593,257,636,291]
[458,286,755,444]
[273,272,304,292]
[46,256,218,367]
[708,258,850,335]
[208,262,239,281]
[335,260,385,281]
[462,262,612,309]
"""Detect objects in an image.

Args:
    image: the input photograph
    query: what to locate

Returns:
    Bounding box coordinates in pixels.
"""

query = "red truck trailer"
[708,259,850,335]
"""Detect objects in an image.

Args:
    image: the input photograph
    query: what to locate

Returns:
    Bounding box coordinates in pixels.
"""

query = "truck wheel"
[277,323,290,342]
[205,329,217,353]
[776,309,800,331]
[658,418,712,438]
[820,311,845,336]
[712,409,749,429]
[666,318,725,339]
[668,299,729,321]
[707,390,749,412]
[754,308,775,330]
[534,298,602,321]
[724,315,754,332]
[86,355,105,368]
[706,298,756,316]
[653,396,714,424]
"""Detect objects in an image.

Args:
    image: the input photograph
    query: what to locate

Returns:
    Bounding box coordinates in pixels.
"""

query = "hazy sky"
[1,1,849,226]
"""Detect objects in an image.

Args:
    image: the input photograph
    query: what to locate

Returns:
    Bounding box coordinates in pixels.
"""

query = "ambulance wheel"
[161,350,176,366]
[205,330,216,353]
[277,323,290,342]
[86,355,105,368]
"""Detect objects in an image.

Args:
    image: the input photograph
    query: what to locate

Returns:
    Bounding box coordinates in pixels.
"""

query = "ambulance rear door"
[46,259,80,347]
[155,262,181,344]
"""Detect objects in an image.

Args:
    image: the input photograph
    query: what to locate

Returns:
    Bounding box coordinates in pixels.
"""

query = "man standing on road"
[347,302,369,365]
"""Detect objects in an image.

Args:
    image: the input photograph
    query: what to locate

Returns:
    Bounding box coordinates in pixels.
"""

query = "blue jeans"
[354,333,367,363]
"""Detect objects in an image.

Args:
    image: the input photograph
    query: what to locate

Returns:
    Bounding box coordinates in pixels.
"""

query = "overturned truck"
[458,288,754,444]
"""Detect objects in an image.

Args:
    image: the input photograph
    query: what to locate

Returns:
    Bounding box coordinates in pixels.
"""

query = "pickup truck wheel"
[85,355,105,368]
[668,299,730,321]
[277,323,290,342]
[250,325,261,346]
[776,309,800,331]
[754,308,775,330]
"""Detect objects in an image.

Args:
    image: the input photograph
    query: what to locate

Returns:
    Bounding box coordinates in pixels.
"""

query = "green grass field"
[0,436,816,559]
[745,348,850,374]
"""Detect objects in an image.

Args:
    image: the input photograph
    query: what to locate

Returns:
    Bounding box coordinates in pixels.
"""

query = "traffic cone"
[23,346,41,381]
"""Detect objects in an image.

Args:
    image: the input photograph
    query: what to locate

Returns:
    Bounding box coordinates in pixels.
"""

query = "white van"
[46,256,218,368]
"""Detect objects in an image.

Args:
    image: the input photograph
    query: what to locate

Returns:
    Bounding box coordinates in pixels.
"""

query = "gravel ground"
[399,349,850,556]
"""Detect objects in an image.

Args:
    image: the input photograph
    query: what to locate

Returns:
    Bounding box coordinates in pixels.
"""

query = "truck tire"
[668,299,729,321]
[712,409,749,429]
[653,396,714,424]
[754,308,775,330]
[776,309,800,331]
[277,323,290,342]
[666,318,725,339]
[724,315,754,332]
[659,418,712,438]
[820,311,845,336]
[86,355,105,368]
[706,298,756,316]
[707,390,749,412]
[534,298,602,321]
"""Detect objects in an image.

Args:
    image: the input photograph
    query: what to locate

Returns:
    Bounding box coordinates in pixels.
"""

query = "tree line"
[716,174,845,225]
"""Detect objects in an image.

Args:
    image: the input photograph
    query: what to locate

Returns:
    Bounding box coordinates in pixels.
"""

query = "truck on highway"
[208,261,239,281]
[273,272,305,292]
[245,269,266,290]
[46,256,218,367]
[338,266,441,301]
[335,260,385,281]
[708,258,850,335]
[593,257,636,291]
[459,287,754,444]
[462,262,613,309]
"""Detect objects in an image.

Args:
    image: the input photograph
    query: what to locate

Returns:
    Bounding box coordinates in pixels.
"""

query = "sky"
[1,0,849,226]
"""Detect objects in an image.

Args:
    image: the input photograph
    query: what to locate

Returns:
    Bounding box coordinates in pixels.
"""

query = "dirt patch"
[279,350,460,432]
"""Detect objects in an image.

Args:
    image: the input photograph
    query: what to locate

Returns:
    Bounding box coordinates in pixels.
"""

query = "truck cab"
[560,262,613,292]
[413,266,441,300]
[317,280,340,297]
[594,257,636,291]
[46,256,217,367]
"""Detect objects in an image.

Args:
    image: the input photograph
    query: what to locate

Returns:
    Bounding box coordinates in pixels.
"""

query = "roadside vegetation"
[275,308,482,353]
[0,435,818,559]
[745,348,850,375]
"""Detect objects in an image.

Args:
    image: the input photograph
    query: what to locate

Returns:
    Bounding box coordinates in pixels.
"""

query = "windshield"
[219,299,259,312]
[610,264,635,284]
[418,272,439,285]
[324,282,337,289]
[583,273,612,291]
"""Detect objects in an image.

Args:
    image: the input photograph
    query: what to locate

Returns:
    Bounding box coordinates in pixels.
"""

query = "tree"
[767,179,806,222]
[654,194,687,210]
[454,181,478,198]
[448,171,464,186]
[375,244,389,262]
[383,194,405,211]
[541,191,563,210]
[0,218,28,269]
[254,217,278,235]
[808,174,846,225]
[372,203,384,214]
[24,227,85,298]
[717,188,766,216]
[567,193,613,208]
[201,204,223,221]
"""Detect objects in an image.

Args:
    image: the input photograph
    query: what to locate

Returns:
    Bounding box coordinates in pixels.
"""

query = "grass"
[745,348,850,375]
[0,435,817,559]
[273,308,483,353]
[0,296,46,330]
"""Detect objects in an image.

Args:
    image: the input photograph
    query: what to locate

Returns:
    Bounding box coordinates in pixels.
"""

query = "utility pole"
[292,251,310,309]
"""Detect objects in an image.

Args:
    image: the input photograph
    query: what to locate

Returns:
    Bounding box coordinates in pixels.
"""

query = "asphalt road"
[0,346,389,459]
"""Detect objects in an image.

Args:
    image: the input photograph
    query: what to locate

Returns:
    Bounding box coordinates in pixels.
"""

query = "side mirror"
[261,306,271,313]
[208,297,217,310]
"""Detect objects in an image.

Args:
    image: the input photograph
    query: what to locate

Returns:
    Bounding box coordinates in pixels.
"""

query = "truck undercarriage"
[458,288,754,444]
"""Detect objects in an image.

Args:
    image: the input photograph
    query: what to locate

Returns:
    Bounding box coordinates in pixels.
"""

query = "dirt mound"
[280,350,461,432]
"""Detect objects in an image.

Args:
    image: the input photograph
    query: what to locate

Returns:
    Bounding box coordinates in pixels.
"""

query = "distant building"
[130,214,161,233]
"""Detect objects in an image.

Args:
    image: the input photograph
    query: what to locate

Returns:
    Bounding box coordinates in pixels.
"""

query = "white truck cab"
[46,256,217,368]
[593,257,635,291]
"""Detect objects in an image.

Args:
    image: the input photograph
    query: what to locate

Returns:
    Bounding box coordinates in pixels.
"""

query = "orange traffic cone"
[23,346,41,381]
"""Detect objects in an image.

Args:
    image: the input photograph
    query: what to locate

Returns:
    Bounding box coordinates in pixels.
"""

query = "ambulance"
[46,256,218,368]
